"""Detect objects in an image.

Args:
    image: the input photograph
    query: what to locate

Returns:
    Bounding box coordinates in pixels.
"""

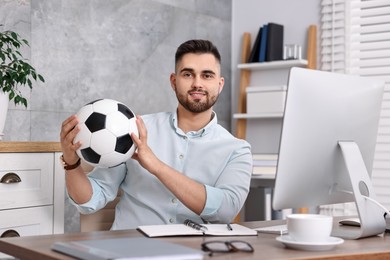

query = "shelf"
[238,59,308,70]
[233,113,283,119]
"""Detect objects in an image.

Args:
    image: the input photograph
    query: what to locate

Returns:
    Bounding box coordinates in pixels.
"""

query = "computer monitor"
[272,67,386,239]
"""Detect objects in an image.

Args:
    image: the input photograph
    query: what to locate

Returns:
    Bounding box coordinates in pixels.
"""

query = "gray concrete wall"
[1,0,232,232]
[1,0,232,141]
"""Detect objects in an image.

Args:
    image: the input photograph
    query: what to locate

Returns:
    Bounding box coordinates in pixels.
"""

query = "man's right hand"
[60,115,82,165]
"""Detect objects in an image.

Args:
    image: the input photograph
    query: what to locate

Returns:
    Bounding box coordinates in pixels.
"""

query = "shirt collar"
[170,110,217,137]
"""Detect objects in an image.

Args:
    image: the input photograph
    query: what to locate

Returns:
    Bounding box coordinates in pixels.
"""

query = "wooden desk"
[0,221,390,260]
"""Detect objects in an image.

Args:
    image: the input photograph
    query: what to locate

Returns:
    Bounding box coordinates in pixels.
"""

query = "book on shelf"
[258,24,268,62]
[251,154,278,175]
[265,22,284,61]
[137,223,257,238]
[247,26,262,63]
[252,166,277,175]
[252,153,278,161]
[252,153,278,166]
[253,159,277,167]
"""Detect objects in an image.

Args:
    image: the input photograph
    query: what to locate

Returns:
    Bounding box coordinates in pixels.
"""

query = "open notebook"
[137,223,257,237]
[52,237,204,260]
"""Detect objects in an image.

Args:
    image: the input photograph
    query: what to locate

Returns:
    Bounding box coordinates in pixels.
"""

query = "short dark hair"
[175,39,221,66]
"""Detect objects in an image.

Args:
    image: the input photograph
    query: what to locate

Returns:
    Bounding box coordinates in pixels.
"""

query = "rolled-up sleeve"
[68,164,126,214]
[200,141,252,223]
[201,185,224,216]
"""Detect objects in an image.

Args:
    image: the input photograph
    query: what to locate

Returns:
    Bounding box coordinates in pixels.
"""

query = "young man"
[60,39,252,230]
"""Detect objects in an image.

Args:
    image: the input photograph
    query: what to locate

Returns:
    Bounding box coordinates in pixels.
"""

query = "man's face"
[170,53,224,113]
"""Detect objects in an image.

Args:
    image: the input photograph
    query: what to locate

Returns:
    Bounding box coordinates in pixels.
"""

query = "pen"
[227,223,233,231]
[184,219,208,233]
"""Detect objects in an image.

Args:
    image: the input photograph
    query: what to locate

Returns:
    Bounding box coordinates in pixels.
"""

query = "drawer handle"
[0,172,22,184]
[1,229,20,238]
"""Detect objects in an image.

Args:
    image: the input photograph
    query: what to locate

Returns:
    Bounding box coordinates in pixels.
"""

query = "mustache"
[188,88,208,95]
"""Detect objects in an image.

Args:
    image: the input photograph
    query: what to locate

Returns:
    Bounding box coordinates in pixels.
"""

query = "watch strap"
[60,155,81,171]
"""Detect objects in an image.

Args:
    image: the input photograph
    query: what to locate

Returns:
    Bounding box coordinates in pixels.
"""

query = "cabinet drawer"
[0,153,54,210]
[0,206,53,237]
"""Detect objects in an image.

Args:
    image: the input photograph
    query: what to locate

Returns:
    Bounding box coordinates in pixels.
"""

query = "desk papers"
[137,223,257,237]
[52,237,204,260]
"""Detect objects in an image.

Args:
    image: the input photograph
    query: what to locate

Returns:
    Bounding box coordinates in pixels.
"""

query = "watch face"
[60,155,67,166]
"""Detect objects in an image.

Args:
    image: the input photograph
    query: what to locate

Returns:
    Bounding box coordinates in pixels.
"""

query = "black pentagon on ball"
[80,147,101,164]
[85,112,106,133]
[115,134,134,154]
[118,103,135,119]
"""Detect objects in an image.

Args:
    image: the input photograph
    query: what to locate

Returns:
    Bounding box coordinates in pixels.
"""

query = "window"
[320,0,390,215]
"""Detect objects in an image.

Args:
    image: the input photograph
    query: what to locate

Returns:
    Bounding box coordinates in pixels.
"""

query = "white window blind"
[320,0,390,215]
[320,0,349,73]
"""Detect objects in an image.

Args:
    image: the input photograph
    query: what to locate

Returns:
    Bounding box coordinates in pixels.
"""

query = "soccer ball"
[74,99,138,168]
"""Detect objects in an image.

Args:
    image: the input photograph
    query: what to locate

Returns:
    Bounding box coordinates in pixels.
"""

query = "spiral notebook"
[137,223,257,237]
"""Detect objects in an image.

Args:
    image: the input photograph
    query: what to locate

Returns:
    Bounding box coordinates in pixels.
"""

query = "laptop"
[52,237,204,260]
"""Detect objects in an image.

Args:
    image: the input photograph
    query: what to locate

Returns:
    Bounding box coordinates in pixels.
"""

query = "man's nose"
[192,75,203,88]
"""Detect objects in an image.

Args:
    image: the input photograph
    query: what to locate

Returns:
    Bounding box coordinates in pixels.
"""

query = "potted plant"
[0,25,45,139]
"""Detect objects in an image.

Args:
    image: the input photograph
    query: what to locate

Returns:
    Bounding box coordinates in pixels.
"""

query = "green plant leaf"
[21,97,27,107]
[10,32,17,40]
[13,41,20,49]
[22,39,29,46]
[27,78,32,89]
[0,27,45,107]
[38,74,44,82]
[31,70,37,80]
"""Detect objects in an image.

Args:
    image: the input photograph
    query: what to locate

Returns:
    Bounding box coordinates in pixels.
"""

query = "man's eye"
[203,73,214,79]
[183,72,192,78]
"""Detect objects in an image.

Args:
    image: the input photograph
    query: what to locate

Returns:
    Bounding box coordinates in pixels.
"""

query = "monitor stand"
[331,141,386,239]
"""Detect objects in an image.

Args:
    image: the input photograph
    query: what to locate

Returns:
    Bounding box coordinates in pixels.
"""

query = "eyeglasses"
[201,240,254,256]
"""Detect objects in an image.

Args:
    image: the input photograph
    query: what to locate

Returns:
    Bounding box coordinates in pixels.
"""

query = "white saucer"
[276,235,344,251]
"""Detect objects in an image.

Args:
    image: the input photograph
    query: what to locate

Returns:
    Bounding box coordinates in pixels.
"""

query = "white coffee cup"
[287,214,333,243]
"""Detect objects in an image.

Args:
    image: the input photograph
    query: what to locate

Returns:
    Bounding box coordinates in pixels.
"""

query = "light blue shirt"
[72,111,252,230]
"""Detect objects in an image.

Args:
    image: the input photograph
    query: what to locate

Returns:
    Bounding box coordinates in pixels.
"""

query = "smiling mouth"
[189,90,207,99]
[190,92,206,99]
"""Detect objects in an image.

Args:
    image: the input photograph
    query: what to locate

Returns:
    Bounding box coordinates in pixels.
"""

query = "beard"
[175,88,219,113]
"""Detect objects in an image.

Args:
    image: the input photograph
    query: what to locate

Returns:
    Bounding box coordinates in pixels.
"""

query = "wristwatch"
[60,155,81,171]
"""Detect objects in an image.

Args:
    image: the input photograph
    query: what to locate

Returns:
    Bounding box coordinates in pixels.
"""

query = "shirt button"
[171,198,177,204]
[183,136,188,140]
[169,218,175,223]
[179,154,184,159]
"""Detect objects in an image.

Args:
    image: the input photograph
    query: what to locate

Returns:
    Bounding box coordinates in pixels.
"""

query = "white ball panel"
[126,145,137,158]
[99,152,129,168]
[74,123,92,149]
[106,112,131,136]
[93,99,118,115]
[90,130,116,155]
[129,117,139,137]
[77,104,94,123]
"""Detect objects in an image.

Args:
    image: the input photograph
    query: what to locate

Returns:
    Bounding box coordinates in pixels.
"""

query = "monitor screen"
[272,67,385,239]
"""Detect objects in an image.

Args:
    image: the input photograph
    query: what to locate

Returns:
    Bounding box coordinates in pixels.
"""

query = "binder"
[259,24,268,62]
[247,26,262,63]
[265,23,284,61]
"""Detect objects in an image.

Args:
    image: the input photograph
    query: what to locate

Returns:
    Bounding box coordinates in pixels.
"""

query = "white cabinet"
[0,142,65,238]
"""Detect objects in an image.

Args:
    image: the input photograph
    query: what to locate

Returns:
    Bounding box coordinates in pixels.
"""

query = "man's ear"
[218,77,225,93]
[170,73,176,91]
